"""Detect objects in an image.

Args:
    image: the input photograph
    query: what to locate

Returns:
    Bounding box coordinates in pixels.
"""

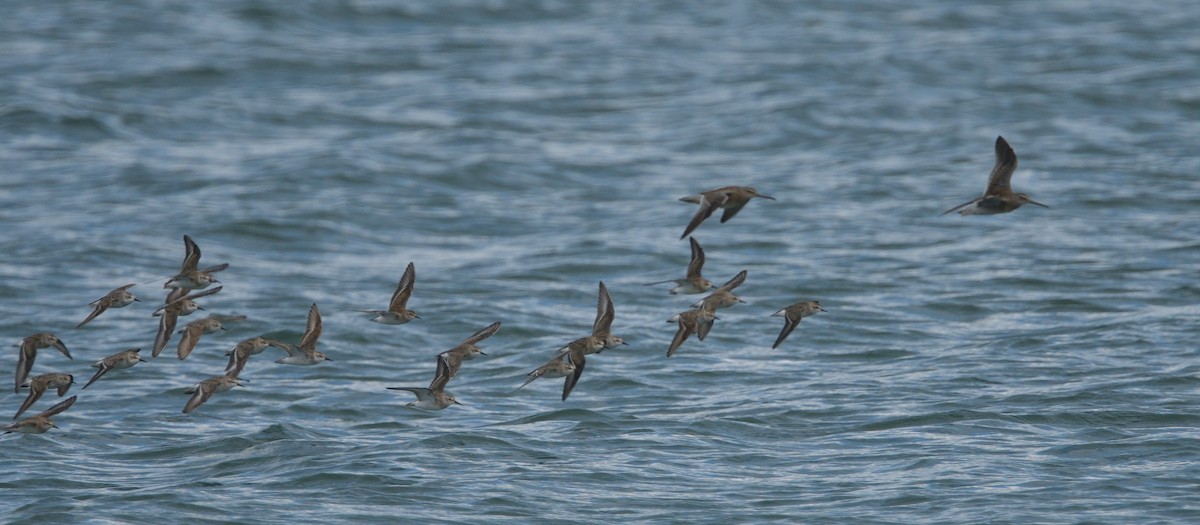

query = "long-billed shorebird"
[364,261,420,325]
[695,269,748,312]
[13,333,71,394]
[164,235,228,290]
[667,307,718,358]
[14,373,74,420]
[275,304,332,365]
[3,395,77,434]
[182,374,243,414]
[82,348,146,390]
[770,300,826,349]
[77,283,139,328]
[679,186,775,239]
[152,286,222,357]
[646,236,714,295]
[942,136,1048,216]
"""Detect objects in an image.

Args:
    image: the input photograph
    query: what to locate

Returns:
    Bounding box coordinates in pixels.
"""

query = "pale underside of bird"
[645,236,713,294]
[82,348,146,390]
[13,333,71,394]
[770,300,826,349]
[77,283,139,328]
[3,395,77,434]
[14,373,74,421]
[164,234,229,290]
[942,136,1048,216]
[365,261,420,324]
[276,303,332,365]
[679,186,775,239]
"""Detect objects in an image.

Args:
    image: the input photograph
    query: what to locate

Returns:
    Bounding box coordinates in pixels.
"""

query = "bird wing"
[298,304,322,351]
[15,340,35,394]
[697,313,715,341]
[772,314,800,349]
[199,263,229,274]
[77,302,109,329]
[667,314,695,357]
[717,269,748,292]
[35,395,76,418]
[389,262,416,311]
[432,352,461,391]
[460,321,501,346]
[388,387,433,402]
[13,382,46,421]
[153,311,178,358]
[176,322,205,360]
[182,380,216,414]
[591,282,614,336]
[561,354,586,401]
[680,192,730,239]
[984,135,1018,197]
[685,237,706,279]
[181,235,201,273]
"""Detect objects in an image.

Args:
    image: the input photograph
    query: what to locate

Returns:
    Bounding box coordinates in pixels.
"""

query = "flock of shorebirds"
[5,136,1043,434]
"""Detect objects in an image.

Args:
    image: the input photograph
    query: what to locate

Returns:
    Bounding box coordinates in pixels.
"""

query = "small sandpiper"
[82,348,146,390]
[77,283,139,328]
[182,374,243,414]
[224,336,291,377]
[555,282,624,358]
[164,235,228,290]
[13,333,71,394]
[645,236,713,294]
[364,261,420,324]
[175,315,245,360]
[435,321,501,384]
[770,300,826,349]
[667,307,718,357]
[517,354,576,391]
[151,286,222,358]
[275,304,332,365]
[388,364,460,411]
[695,269,748,312]
[14,373,74,420]
[3,395,77,434]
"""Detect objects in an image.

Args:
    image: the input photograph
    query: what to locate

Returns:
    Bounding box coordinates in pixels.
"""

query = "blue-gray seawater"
[2,1,1198,523]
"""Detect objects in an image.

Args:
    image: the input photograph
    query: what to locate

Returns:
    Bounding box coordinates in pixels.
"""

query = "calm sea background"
[2,1,1198,523]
